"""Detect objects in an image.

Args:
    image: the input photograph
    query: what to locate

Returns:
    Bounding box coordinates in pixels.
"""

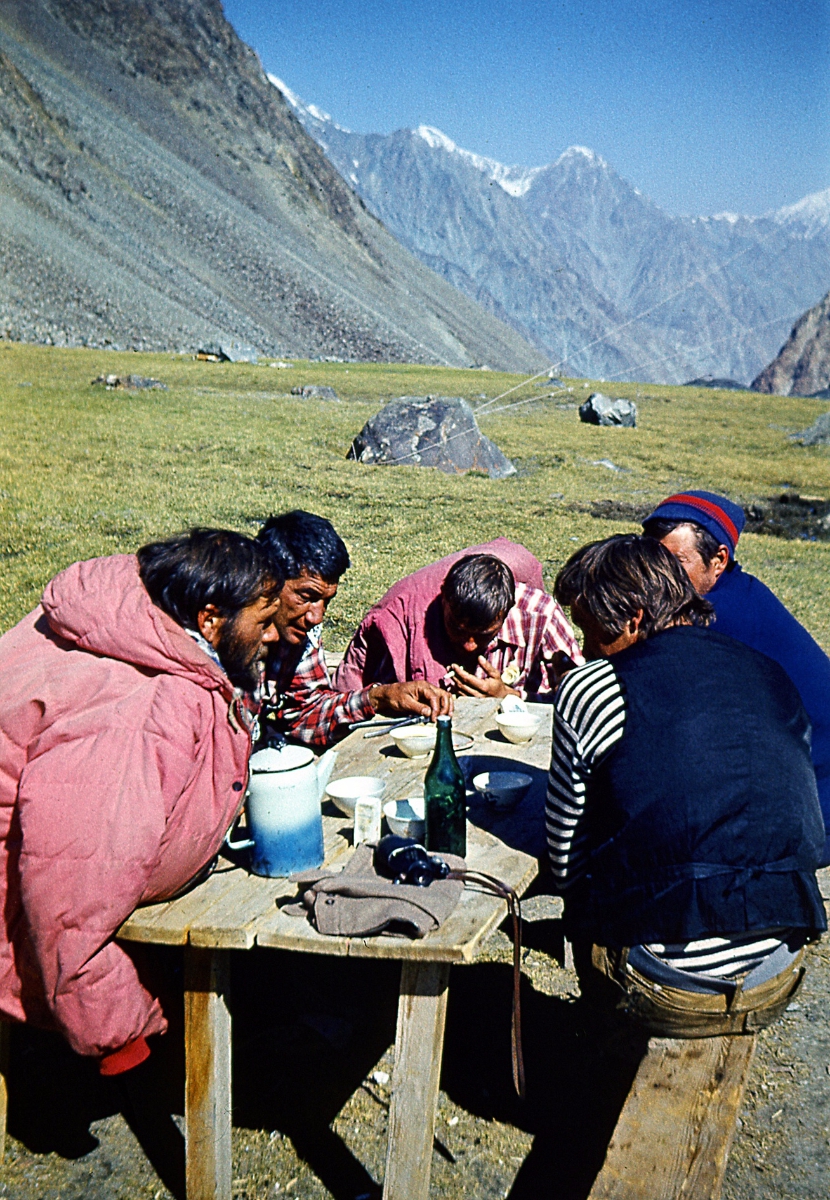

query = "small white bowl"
[390,725,437,758]
[390,725,473,758]
[383,797,426,841]
[325,775,385,817]
[495,712,541,745]
[472,771,533,810]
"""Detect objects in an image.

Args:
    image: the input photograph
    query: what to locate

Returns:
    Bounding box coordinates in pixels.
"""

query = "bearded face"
[215,608,270,692]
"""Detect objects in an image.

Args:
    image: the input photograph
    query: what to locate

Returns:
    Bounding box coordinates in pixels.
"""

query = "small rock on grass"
[579,392,637,427]
[290,385,341,401]
[196,341,261,363]
[91,374,167,390]
[791,411,830,446]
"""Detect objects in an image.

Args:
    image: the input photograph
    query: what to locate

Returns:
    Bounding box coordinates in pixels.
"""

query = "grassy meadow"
[0,341,828,651]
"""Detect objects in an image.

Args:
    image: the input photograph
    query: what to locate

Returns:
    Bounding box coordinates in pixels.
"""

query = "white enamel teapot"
[227,744,338,877]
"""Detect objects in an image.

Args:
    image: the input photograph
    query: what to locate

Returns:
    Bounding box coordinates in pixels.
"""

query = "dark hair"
[442,554,515,629]
[256,510,350,583]
[137,528,281,628]
[642,517,732,569]
[554,534,713,640]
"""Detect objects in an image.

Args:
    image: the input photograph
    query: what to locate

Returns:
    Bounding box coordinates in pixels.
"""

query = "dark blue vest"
[568,626,826,947]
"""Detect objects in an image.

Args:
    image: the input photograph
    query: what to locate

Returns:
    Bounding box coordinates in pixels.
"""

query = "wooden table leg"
[383,961,451,1200]
[184,946,232,1200]
[0,1020,9,1164]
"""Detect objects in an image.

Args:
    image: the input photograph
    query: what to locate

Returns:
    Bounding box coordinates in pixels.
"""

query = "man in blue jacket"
[643,490,830,862]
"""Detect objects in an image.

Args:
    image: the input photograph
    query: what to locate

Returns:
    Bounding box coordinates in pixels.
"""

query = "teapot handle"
[225,832,254,851]
[225,815,254,852]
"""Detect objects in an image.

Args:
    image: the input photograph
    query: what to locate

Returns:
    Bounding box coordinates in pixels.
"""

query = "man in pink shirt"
[335,539,583,700]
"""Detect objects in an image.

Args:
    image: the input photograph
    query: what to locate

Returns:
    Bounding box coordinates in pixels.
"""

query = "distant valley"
[274,78,830,385]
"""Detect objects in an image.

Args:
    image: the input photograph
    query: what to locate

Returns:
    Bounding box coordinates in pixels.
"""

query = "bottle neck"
[434,715,454,751]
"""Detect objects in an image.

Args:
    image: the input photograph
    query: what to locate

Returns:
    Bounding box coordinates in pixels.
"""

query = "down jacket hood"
[42,553,232,694]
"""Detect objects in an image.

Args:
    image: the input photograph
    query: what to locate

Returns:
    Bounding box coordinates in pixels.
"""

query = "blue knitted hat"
[643,491,745,559]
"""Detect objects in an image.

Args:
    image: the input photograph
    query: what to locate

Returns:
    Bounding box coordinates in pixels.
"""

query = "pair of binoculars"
[374,835,450,887]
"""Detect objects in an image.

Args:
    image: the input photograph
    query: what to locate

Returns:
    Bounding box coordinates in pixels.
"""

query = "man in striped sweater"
[546,534,826,1036]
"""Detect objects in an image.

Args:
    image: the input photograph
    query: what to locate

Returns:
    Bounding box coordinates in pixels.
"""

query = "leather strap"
[451,869,525,1099]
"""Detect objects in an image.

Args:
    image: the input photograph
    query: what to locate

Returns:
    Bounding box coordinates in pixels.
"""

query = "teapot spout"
[315,748,338,800]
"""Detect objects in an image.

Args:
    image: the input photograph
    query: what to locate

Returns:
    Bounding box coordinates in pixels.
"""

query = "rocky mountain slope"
[0,1,543,369]
[752,290,830,396]
[275,79,830,384]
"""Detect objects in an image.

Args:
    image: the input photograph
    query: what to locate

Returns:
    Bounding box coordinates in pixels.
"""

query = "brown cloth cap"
[284,844,465,939]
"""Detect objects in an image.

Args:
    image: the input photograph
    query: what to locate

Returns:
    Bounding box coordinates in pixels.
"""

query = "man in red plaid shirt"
[256,512,451,747]
[335,546,583,701]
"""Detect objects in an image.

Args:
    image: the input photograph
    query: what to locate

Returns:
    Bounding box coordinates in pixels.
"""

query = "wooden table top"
[118,697,551,963]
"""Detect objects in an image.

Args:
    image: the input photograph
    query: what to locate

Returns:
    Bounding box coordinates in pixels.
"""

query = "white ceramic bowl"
[495,712,541,745]
[472,771,533,810]
[390,725,437,758]
[390,725,473,758]
[383,797,426,841]
[325,775,385,817]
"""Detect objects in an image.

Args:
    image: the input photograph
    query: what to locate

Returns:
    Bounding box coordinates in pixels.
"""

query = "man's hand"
[548,650,578,690]
[450,658,520,700]
[369,681,453,721]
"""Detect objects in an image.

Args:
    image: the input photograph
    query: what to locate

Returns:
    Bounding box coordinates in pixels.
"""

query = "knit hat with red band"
[643,491,745,559]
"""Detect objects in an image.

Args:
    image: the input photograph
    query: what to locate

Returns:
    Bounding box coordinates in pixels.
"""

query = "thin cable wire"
[375,300,803,468]
[599,310,802,385]
[474,224,786,415]
[370,220,806,466]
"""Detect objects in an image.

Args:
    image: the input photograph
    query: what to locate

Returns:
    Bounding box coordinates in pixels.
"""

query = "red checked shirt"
[261,624,376,748]
[438,583,583,698]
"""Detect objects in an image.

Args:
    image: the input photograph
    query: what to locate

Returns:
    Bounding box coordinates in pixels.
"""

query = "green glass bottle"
[424,715,467,858]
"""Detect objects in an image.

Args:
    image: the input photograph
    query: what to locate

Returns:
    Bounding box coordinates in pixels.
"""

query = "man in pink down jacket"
[0,529,280,1076]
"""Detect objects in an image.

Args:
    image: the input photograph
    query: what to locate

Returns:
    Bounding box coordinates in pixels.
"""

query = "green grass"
[1,341,828,651]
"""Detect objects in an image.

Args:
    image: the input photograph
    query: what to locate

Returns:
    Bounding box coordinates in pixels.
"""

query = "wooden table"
[118,697,551,1200]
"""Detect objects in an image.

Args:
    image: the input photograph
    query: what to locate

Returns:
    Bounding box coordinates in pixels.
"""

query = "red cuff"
[99,1035,151,1077]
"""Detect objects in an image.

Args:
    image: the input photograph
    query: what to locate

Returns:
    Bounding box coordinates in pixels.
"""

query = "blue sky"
[223,0,830,217]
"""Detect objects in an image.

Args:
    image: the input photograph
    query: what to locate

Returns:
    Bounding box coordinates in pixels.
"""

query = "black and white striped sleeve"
[546,659,626,890]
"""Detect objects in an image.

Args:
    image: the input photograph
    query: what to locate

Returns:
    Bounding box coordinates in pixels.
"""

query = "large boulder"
[579,392,637,427]
[348,396,515,479]
[197,341,261,363]
[791,411,830,446]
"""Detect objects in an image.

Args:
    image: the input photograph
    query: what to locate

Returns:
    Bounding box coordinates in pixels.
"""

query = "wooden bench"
[588,1034,757,1200]
[586,866,830,1198]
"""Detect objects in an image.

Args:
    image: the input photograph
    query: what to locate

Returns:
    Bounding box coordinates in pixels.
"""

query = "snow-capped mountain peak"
[268,75,302,111]
[268,74,351,133]
[772,187,830,236]
[269,73,830,385]
[556,145,608,168]
[414,125,542,196]
[414,125,458,153]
